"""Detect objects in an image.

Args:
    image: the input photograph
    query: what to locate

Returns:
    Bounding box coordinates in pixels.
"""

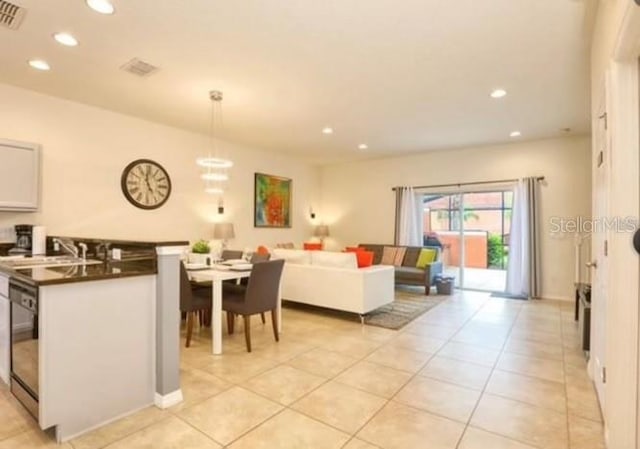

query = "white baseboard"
[59,401,153,442]
[538,295,573,302]
[154,389,183,409]
[12,322,33,332]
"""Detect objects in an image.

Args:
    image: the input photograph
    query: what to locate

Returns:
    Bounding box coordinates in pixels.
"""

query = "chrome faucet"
[53,238,79,258]
[78,243,88,261]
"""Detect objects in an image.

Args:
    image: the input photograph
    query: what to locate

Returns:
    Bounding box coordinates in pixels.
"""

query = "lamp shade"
[313,225,330,238]
[213,222,235,239]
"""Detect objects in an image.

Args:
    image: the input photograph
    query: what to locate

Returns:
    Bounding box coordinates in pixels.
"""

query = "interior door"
[590,90,610,408]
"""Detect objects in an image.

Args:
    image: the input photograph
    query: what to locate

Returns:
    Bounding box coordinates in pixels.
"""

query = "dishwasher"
[8,277,39,419]
[0,274,10,385]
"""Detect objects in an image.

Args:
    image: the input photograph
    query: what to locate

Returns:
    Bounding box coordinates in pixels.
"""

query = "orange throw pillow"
[355,250,374,268]
[303,242,323,251]
[256,245,270,255]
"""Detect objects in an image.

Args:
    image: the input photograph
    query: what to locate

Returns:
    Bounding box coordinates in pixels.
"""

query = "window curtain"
[506,177,541,298]
[394,187,422,246]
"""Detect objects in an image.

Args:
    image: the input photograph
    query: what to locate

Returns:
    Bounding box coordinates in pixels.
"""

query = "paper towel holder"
[31,225,47,256]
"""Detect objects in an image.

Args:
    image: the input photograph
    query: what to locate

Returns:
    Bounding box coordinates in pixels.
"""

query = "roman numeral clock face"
[121,159,172,209]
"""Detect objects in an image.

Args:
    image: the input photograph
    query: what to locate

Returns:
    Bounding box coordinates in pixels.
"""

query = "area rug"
[364,286,446,329]
[282,286,446,330]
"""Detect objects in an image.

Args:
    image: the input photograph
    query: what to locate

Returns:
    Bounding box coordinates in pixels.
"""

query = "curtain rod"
[391,176,545,191]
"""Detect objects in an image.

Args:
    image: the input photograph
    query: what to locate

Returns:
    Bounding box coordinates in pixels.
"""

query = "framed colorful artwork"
[254,173,292,228]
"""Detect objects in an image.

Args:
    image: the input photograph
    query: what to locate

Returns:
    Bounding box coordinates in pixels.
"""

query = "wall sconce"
[309,207,316,219]
[218,198,224,214]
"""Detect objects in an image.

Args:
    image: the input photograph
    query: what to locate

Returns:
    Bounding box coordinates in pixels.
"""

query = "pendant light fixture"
[198,90,233,196]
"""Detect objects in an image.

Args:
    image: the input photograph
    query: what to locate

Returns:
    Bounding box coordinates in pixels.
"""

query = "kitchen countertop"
[0,259,157,286]
[0,237,188,286]
[46,237,190,248]
[0,236,189,286]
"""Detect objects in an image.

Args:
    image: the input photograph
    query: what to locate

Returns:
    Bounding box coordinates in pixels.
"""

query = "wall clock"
[121,159,172,209]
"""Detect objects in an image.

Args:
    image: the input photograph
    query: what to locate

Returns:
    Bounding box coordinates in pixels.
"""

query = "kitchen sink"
[0,256,103,269]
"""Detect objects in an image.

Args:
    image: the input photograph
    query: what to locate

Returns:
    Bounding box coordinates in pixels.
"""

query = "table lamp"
[213,222,235,250]
[313,225,330,243]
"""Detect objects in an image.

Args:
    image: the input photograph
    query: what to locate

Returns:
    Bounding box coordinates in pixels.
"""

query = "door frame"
[422,186,514,293]
[590,79,610,412]
[600,3,640,448]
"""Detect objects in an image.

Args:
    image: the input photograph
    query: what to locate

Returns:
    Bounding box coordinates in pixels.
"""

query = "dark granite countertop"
[46,237,189,248]
[0,259,157,287]
[0,236,188,286]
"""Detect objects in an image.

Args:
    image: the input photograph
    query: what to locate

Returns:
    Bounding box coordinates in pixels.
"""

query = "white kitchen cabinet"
[39,276,156,441]
[0,139,41,211]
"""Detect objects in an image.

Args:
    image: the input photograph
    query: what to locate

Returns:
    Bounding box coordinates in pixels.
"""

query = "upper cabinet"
[0,139,41,211]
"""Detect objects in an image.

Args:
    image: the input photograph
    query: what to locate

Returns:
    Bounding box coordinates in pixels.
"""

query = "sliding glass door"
[422,190,512,292]
[423,193,462,288]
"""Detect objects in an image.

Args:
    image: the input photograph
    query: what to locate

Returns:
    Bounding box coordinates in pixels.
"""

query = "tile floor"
[0,290,606,448]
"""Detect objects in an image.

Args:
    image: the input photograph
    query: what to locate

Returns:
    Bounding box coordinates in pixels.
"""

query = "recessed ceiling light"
[53,32,78,47]
[510,131,522,138]
[28,59,50,71]
[86,0,115,14]
[322,127,334,135]
[358,144,368,150]
[490,89,507,99]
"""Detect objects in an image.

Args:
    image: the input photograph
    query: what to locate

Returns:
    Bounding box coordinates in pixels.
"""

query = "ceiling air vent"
[120,58,159,77]
[0,1,26,30]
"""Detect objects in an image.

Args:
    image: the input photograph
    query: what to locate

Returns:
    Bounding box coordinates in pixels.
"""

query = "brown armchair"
[222,259,285,352]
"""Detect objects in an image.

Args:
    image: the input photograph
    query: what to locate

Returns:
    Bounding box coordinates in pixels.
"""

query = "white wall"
[320,136,592,300]
[0,83,321,250]
[590,0,630,107]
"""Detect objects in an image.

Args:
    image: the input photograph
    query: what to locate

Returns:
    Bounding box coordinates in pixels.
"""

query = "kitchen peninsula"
[0,237,187,442]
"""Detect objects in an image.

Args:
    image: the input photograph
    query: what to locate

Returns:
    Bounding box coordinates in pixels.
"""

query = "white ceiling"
[0,0,593,163]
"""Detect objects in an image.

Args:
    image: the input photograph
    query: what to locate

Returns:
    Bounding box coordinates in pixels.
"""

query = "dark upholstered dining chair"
[222,259,285,352]
[221,249,243,260]
[179,262,213,348]
[244,252,272,323]
[250,253,271,263]
[220,249,246,290]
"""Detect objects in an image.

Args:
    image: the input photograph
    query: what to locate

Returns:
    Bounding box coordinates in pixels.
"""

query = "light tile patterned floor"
[0,291,606,448]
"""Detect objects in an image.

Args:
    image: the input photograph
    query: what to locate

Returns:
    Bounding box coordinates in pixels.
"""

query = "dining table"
[188,264,283,355]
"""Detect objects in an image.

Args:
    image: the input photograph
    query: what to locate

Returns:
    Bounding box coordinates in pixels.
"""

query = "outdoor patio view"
[423,191,513,292]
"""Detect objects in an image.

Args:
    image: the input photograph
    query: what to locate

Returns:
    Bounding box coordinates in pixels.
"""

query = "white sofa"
[272,249,395,316]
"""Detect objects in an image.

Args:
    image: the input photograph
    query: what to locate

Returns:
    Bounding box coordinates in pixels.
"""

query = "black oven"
[9,278,39,419]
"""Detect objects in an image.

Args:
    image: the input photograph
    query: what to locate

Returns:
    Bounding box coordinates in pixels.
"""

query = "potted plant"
[189,239,211,265]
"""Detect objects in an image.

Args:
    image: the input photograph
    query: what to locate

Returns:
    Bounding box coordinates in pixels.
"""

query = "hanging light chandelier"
[205,186,225,194]
[201,173,229,181]
[198,90,233,194]
[196,157,233,169]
